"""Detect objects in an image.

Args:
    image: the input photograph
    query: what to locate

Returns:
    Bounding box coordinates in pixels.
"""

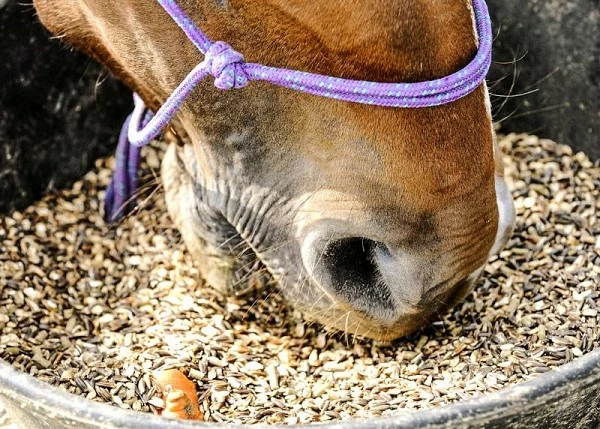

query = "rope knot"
[204,41,249,90]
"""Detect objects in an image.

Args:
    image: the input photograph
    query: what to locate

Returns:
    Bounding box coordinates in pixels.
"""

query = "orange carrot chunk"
[154,369,203,420]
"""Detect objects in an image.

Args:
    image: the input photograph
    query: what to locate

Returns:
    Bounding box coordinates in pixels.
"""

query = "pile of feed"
[0,134,598,424]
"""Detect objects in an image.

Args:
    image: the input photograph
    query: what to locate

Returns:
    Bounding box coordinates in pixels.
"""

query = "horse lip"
[420,279,451,305]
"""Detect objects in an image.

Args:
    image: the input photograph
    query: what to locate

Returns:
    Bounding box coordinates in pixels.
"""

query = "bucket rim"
[1,348,599,428]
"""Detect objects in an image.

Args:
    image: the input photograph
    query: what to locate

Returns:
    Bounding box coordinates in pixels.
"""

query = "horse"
[32,0,515,340]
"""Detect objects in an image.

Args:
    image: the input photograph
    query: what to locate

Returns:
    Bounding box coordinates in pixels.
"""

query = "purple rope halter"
[104,0,493,222]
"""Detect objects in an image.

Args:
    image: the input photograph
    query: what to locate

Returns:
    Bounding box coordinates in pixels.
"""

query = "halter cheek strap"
[104,0,493,222]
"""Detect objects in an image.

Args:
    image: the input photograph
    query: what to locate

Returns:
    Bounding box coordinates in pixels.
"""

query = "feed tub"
[1,0,598,426]
[0,350,599,428]
[1,134,598,428]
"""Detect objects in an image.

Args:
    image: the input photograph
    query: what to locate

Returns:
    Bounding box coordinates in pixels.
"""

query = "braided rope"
[105,0,493,221]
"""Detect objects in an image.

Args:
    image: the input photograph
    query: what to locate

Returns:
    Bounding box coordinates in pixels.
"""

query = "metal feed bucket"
[1,1,599,426]
[1,349,599,429]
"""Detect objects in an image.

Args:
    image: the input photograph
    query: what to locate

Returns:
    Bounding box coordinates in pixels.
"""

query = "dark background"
[488,0,599,160]
[0,0,598,214]
[0,1,131,214]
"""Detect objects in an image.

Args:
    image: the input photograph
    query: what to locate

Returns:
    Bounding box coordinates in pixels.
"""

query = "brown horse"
[33,0,515,340]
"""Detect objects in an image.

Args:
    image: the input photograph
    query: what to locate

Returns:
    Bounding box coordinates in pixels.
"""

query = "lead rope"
[104,0,493,222]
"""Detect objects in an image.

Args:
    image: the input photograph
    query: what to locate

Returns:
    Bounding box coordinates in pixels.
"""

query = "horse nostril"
[316,237,395,312]
[322,238,377,287]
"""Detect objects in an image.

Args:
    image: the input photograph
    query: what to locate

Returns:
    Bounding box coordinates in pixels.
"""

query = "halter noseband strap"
[105,0,493,222]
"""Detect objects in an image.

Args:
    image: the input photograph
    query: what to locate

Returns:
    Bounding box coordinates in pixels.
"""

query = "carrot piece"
[153,369,203,420]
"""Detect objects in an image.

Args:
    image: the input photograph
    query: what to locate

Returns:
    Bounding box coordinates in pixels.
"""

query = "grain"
[0,134,598,424]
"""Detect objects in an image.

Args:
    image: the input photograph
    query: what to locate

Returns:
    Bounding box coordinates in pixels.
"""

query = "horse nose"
[301,233,426,319]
